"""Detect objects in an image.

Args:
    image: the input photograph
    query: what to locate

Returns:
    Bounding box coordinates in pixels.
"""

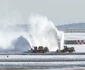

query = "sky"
[0,0,85,25]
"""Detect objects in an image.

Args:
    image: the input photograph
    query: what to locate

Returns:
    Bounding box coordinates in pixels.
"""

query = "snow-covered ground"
[0,55,85,61]
[64,33,85,52]
[0,67,85,70]
[0,55,84,68]
[65,33,85,40]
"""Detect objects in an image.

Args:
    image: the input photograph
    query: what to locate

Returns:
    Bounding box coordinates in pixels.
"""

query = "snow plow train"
[32,46,75,53]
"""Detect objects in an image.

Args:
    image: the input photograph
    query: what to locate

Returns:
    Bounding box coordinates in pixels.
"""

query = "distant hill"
[56,23,85,31]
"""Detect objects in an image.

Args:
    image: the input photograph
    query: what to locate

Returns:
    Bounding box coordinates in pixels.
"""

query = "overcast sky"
[0,0,85,25]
